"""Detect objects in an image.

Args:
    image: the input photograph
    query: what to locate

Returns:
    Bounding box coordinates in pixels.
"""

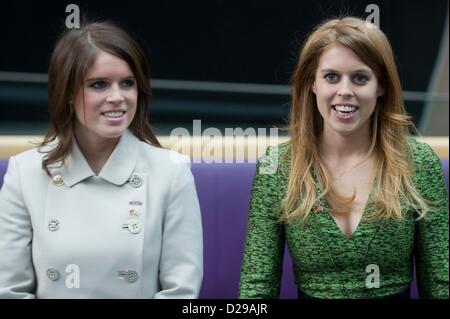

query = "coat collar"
[58,129,140,187]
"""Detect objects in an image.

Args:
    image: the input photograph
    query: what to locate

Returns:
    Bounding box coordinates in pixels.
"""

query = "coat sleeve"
[239,146,285,298]
[0,156,36,298]
[414,142,449,299]
[153,160,203,299]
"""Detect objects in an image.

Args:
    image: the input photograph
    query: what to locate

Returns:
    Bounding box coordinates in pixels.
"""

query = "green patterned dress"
[239,138,449,299]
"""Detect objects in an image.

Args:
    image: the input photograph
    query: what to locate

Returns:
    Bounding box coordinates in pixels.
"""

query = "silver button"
[48,219,60,231]
[129,175,143,188]
[122,220,141,234]
[118,270,139,283]
[47,268,60,281]
[52,174,64,186]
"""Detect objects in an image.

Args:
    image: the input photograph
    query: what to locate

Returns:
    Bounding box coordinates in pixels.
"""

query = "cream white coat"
[0,130,203,298]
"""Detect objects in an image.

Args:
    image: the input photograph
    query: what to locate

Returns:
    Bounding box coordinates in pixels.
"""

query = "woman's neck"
[319,127,372,162]
[319,127,376,183]
[74,129,120,175]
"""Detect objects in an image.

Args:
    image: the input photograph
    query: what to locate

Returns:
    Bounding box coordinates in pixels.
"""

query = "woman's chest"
[285,212,416,271]
[31,174,166,269]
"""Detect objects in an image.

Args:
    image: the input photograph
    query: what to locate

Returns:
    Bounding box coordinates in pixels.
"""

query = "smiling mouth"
[101,111,126,118]
[332,104,359,115]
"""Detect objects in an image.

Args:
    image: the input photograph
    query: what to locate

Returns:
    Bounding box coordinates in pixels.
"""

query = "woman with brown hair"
[0,21,203,298]
[239,16,448,299]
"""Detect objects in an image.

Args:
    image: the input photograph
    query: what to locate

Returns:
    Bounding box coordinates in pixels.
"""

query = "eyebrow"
[85,76,136,82]
[319,68,372,74]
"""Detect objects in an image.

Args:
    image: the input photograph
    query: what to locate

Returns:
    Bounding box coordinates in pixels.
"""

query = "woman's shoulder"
[11,145,47,167]
[261,141,290,161]
[4,146,50,183]
[406,136,441,165]
[138,142,191,169]
[406,137,445,189]
[257,141,291,175]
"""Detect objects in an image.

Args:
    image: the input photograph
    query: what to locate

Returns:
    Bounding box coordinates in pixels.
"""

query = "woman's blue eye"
[325,73,339,82]
[122,79,135,87]
[90,81,107,89]
[353,74,369,84]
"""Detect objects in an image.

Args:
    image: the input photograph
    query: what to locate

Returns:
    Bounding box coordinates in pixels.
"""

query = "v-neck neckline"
[312,173,376,241]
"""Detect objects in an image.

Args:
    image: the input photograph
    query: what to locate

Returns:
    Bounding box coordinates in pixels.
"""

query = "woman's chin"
[92,125,129,140]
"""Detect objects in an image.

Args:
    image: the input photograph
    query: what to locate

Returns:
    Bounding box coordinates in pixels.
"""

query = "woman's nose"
[337,78,354,97]
[106,86,125,104]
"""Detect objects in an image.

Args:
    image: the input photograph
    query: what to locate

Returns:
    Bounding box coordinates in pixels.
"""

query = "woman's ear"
[377,85,385,97]
[312,82,317,94]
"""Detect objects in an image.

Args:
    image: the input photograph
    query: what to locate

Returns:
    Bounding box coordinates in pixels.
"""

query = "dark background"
[0,0,448,134]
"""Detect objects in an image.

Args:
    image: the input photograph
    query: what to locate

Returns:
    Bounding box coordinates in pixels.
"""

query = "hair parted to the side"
[40,20,161,176]
[280,16,430,223]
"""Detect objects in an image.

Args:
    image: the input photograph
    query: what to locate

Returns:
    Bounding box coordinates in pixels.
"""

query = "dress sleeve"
[414,142,449,299]
[239,146,285,298]
[0,156,36,298]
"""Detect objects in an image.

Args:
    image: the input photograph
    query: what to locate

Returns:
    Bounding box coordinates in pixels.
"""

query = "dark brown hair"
[40,21,161,176]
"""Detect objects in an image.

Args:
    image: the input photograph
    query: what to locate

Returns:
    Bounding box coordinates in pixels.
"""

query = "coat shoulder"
[10,146,48,174]
[138,143,191,169]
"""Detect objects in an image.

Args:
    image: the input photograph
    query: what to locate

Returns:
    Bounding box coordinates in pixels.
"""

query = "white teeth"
[103,111,124,118]
[334,105,357,112]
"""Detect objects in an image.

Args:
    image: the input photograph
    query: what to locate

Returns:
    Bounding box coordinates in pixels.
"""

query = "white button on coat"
[118,270,139,283]
[129,175,143,188]
[123,220,141,234]
[52,174,64,187]
[46,268,60,281]
[48,219,60,231]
